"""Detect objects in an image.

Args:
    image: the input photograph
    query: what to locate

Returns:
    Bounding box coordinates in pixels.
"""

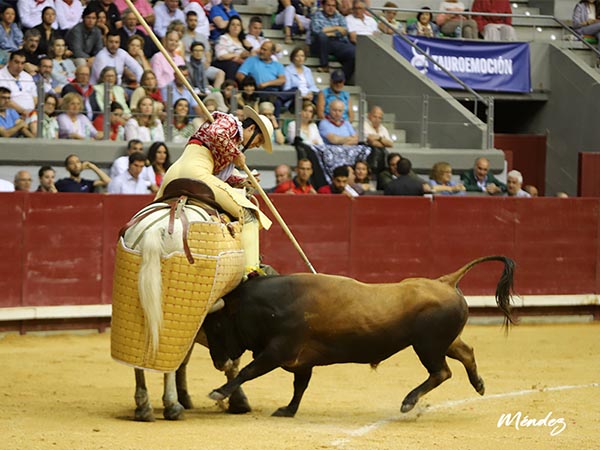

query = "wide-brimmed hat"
[243,105,273,153]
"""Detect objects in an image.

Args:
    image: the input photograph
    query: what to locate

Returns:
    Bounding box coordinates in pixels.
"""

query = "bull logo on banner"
[410,39,430,74]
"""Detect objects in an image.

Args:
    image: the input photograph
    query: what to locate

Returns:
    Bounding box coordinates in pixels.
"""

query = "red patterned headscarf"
[188,111,243,174]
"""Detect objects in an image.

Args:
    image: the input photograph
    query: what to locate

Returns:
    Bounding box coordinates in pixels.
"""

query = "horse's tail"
[138,226,164,356]
[437,256,517,329]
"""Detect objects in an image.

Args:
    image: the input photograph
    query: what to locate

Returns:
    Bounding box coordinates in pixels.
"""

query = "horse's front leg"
[163,372,185,420]
[134,368,155,422]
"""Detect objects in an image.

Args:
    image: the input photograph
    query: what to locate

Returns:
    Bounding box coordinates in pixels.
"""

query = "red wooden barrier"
[0,193,599,309]
[578,152,600,197]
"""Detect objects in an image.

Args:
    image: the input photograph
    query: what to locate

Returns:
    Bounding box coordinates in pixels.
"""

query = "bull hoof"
[476,377,485,396]
[134,405,155,422]
[209,389,226,402]
[272,407,296,418]
[228,390,251,414]
[163,403,185,420]
[401,400,416,413]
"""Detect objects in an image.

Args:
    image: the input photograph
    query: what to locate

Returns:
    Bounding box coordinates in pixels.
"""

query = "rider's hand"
[234,153,246,168]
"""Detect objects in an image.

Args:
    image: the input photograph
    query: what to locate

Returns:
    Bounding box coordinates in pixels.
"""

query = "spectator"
[58,92,103,139]
[166,19,187,58]
[316,69,353,122]
[310,0,355,79]
[14,170,32,191]
[384,158,425,196]
[317,165,355,196]
[41,92,59,139]
[161,64,202,116]
[235,74,259,112]
[364,105,393,149]
[318,98,357,145]
[188,41,210,94]
[34,56,62,95]
[110,138,143,178]
[146,141,171,187]
[283,46,319,108]
[107,101,126,140]
[209,0,240,42]
[286,100,323,145]
[56,153,111,193]
[34,6,61,57]
[118,9,155,59]
[153,0,185,39]
[91,66,130,122]
[121,34,152,92]
[258,101,285,145]
[108,152,152,194]
[96,6,111,37]
[129,69,164,116]
[49,37,76,89]
[65,6,104,66]
[524,184,538,197]
[189,39,224,91]
[0,86,34,137]
[505,169,531,197]
[572,0,600,52]
[247,16,275,57]
[428,161,465,195]
[436,1,478,39]
[61,64,94,119]
[37,165,57,192]
[407,7,441,38]
[114,0,155,33]
[353,159,374,192]
[269,163,292,192]
[91,31,144,85]
[460,156,506,194]
[556,191,569,198]
[274,0,312,45]
[471,0,517,41]
[0,6,23,59]
[181,10,208,61]
[22,29,43,76]
[345,164,364,195]
[182,1,210,40]
[205,78,237,113]
[213,16,251,82]
[125,95,164,142]
[0,178,14,191]
[169,97,201,142]
[346,0,378,44]
[274,158,318,194]
[377,151,400,191]
[236,40,285,112]
[55,0,84,33]
[150,30,185,89]
[378,1,401,35]
[0,50,38,136]
[17,0,57,31]
[88,0,122,32]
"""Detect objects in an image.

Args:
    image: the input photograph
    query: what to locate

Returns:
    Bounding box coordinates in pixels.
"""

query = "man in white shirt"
[17,0,58,30]
[153,0,186,38]
[110,139,157,192]
[363,105,393,149]
[345,0,378,44]
[0,50,38,135]
[55,0,84,32]
[505,170,532,198]
[91,31,144,84]
[108,151,153,194]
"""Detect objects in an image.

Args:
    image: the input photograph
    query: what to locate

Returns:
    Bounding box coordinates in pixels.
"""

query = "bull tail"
[437,256,517,329]
[138,226,164,356]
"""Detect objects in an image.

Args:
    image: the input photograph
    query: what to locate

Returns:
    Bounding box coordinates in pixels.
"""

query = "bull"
[203,255,516,417]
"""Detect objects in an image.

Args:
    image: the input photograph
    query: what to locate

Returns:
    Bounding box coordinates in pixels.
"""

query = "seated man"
[310,0,355,80]
[345,0,378,44]
[110,139,156,191]
[317,165,358,197]
[472,0,517,41]
[55,154,111,193]
[152,0,186,39]
[364,105,393,149]
[384,158,425,196]
[236,41,285,116]
[91,31,144,85]
[505,169,531,198]
[108,152,153,194]
[267,163,292,192]
[161,65,203,117]
[13,170,32,192]
[209,0,240,42]
[316,69,353,122]
[460,156,506,195]
[317,98,358,145]
[65,6,104,67]
[0,50,38,136]
[274,159,317,194]
[0,87,34,138]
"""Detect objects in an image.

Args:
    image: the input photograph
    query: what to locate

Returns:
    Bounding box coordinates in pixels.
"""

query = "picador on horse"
[111,105,277,421]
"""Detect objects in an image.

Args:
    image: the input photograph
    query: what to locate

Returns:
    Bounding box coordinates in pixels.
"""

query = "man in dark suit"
[460,157,506,195]
[384,158,425,196]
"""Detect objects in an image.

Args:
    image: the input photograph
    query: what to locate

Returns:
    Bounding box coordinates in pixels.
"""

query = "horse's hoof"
[134,405,156,422]
[272,407,295,418]
[163,402,185,420]
[227,390,251,414]
[401,400,416,413]
[209,389,226,401]
[178,392,194,410]
[476,377,485,396]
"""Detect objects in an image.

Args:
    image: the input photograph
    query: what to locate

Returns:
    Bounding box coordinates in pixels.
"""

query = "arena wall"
[1,193,599,330]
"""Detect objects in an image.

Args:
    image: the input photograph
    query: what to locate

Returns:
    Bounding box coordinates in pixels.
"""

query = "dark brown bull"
[203,255,516,417]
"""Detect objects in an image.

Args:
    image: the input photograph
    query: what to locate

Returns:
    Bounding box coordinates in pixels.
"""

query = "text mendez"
[497,411,566,436]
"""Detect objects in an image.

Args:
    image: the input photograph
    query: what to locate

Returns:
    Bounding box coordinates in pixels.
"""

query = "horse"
[114,179,250,421]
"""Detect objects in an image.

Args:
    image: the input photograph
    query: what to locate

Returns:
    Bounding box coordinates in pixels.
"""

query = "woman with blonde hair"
[129,69,165,117]
[57,92,103,140]
[428,161,466,195]
[125,96,165,142]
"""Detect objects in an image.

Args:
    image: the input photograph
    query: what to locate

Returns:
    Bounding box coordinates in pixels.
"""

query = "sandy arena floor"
[0,323,598,450]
